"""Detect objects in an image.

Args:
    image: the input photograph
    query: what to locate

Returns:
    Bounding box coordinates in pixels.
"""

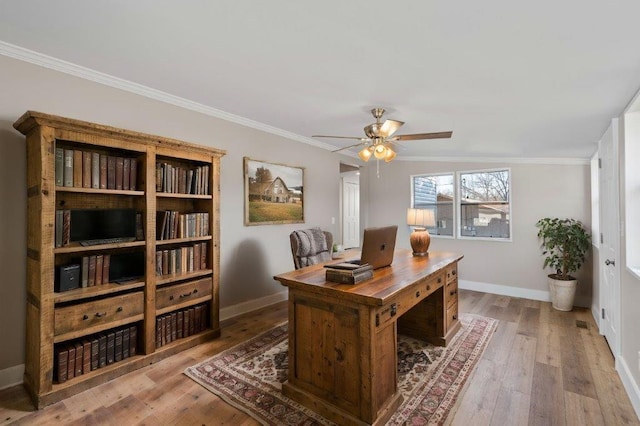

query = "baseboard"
[458,279,551,302]
[220,290,288,322]
[591,303,602,333]
[0,363,24,390]
[617,356,640,420]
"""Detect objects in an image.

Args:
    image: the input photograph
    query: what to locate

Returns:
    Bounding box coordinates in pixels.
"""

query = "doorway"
[598,118,620,357]
[340,163,360,249]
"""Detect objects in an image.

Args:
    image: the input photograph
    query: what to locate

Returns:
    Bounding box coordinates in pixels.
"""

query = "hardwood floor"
[1,290,638,425]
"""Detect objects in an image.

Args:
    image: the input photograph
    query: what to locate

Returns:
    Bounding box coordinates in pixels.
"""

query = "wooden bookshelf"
[14,111,225,408]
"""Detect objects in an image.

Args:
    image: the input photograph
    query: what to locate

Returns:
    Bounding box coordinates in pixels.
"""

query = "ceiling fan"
[313,108,453,163]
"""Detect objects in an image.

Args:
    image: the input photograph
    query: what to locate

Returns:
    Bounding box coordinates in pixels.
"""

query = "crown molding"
[395,155,590,165]
[0,40,335,151]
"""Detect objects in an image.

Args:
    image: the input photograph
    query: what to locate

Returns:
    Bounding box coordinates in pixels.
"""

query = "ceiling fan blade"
[379,119,404,138]
[389,131,453,142]
[331,142,367,153]
[312,135,369,141]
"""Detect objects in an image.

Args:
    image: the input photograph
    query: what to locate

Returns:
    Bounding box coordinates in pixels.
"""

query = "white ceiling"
[1,1,640,160]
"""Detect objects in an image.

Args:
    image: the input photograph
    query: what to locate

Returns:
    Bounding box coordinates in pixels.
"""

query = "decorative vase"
[548,276,577,311]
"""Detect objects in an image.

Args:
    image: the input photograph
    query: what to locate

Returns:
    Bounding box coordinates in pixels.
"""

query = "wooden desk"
[273,249,463,425]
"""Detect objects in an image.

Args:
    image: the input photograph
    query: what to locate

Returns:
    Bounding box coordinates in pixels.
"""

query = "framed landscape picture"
[243,157,304,226]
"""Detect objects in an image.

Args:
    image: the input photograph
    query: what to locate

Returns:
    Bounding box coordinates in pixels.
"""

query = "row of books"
[80,254,111,288]
[55,148,138,191]
[54,324,138,384]
[156,162,210,195]
[156,303,209,348]
[156,242,208,276]
[156,211,209,240]
[325,262,374,284]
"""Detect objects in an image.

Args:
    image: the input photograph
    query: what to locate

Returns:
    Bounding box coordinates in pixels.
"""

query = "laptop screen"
[360,225,398,269]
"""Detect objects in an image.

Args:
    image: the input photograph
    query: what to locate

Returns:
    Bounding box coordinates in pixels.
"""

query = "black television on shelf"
[70,209,137,243]
[109,251,145,283]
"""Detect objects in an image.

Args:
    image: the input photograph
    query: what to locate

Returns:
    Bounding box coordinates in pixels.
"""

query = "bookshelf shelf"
[156,192,212,200]
[54,281,146,304]
[155,235,212,246]
[54,240,146,254]
[56,187,145,196]
[156,269,213,286]
[15,111,225,408]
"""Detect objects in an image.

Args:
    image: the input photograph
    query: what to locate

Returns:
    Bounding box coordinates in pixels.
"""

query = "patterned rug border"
[185,314,498,425]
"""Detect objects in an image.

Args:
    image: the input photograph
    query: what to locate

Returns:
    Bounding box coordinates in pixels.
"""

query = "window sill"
[457,236,512,242]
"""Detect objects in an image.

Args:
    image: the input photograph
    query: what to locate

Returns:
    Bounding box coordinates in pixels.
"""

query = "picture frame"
[243,157,304,226]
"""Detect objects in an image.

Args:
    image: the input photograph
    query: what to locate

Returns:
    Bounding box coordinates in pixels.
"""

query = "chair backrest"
[290,228,334,270]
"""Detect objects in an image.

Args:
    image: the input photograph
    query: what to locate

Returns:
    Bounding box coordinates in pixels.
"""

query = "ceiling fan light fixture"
[373,144,387,160]
[358,146,373,162]
[384,147,396,162]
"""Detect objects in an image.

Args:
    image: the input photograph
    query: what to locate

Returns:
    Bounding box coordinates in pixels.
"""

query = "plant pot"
[548,276,577,311]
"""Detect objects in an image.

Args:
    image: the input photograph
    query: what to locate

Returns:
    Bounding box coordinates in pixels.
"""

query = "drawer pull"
[95,312,107,318]
[453,314,458,320]
[83,314,89,320]
[390,303,397,317]
[169,295,174,301]
[415,291,421,298]
[437,278,442,284]
[180,291,193,299]
[452,270,456,276]
[450,290,457,296]
[426,285,431,291]
[116,306,123,312]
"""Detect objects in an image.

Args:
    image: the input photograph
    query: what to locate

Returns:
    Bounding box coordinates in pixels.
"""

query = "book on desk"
[324,262,374,284]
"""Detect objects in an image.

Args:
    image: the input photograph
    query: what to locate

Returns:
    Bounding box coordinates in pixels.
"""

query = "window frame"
[410,172,456,239]
[456,167,512,242]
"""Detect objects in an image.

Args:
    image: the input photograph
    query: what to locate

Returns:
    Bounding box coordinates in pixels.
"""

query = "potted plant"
[536,218,591,311]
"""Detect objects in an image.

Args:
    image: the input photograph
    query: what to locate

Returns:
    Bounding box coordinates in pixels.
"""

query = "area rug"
[184,314,497,425]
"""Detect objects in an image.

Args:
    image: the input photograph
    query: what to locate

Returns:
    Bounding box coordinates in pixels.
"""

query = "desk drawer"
[375,273,443,329]
[156,278,212,310]
[446,264,457,284]
[55,292,143,337]
[445,280,458,309]
[446,301,458,330]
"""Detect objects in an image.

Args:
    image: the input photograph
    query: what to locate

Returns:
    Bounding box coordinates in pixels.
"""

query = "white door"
[599,118,620,356]
[342,172,360,249]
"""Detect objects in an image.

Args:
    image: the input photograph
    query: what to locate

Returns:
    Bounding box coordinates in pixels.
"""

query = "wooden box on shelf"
[14,111,225,408]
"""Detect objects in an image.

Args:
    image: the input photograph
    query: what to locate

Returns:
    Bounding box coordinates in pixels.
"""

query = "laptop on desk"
[351,225,398,269]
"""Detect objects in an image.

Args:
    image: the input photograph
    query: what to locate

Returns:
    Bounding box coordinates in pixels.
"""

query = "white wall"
[359,159,593,304]
[0,55,344,374]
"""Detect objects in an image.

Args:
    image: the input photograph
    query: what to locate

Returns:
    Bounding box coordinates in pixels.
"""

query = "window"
[459,169,511,239]
[411,173,454,236]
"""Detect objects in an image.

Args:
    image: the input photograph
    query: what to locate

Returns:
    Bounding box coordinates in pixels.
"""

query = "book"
[90,338,99,371]
[64,149,74,187]
[62,210,71,246]
[82,340,91,374]
[55,210,63,248]
[81,256,89,288]
[99,154,107,189]
[200,242,207,269]
[161,316,167,345]
[194,305,202,333]
[98,335,107,368]
[95,255,103,286]
[130,158,137,191]
[177,311,183,340]
[55,347,68,383]
[136,213,144,241]
[171,313,177,342]
[122,327,130,359]
[326,268,374,284]
[129,325,137,356]
[106,332,115,365]
[82,151,91,188]
[102,254,110,284]
[155,251,162,276]
[114,329,123,362]
[74,342,83,377]
[324,262,373,273]
[123,157,130,190]
[74,150,83,187]
[183,309,190,337]
[88,255,96,287]
[67,344,76,379]
[55,148,64,186]
[156,317,162,348]
[115,157,124,190]
[188,308,195,336]
[107,156,116,189]
[91,152,100,189]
